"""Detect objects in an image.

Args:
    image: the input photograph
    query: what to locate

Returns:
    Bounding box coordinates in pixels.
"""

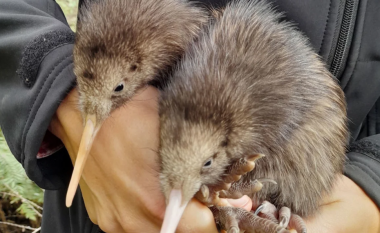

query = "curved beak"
[66,114,101,207]
[160,189,189,233]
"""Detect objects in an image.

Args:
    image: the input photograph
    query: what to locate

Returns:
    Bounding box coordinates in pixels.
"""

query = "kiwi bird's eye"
[114,83,124,92]
[130,64,138,72]
[203,158,213,168]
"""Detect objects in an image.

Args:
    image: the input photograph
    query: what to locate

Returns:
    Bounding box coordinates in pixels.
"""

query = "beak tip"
[160,189,188,233]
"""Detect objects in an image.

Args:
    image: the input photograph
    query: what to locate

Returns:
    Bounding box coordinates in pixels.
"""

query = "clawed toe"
[255,201,307,233]
[211,206,290,233]
[289,214,307,233]
[255,201,279,224]
[279,207,290,228]
[195,185,221,206]
[196,154,266,206]
[221,154,264,185]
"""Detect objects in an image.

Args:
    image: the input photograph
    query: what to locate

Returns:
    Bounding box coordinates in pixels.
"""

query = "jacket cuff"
[344,134,380,208]
[22,44,76,190]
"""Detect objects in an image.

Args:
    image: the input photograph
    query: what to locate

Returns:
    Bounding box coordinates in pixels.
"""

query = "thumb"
[226,195,253,211]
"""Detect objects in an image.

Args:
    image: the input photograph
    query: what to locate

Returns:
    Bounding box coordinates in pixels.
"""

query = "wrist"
[48,88,82,162]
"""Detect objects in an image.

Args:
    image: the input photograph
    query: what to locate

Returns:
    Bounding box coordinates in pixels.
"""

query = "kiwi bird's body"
[159,0,348,218]
[65,0,208,208]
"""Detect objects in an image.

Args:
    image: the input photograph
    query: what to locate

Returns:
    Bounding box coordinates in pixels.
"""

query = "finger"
[177,199,218,233]
[226,195,253,211]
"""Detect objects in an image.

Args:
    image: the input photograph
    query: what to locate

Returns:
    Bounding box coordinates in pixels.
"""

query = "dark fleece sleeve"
[345,134,380,208]
[0,0,76,190]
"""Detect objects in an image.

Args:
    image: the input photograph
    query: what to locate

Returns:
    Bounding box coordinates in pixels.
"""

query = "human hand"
[248,175,380,233]
[301,175,380,233]
[49,86,252,232]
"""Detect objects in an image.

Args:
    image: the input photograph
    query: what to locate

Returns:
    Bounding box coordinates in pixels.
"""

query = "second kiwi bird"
[67,0,207,207]
[158,0,348,232]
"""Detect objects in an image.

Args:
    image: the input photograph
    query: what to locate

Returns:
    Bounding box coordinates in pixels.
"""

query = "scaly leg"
[211,206,290,233]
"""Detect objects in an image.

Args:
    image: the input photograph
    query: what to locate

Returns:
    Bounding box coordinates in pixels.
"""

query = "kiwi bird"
[67,0,208,207]
[158,0,348,232]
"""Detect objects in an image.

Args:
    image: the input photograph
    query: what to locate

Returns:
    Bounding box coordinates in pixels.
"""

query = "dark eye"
[203,158,213,168]
[114,83,124,92]
[130,64,138,72]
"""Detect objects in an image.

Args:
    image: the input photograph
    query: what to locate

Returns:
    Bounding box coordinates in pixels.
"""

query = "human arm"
[302,131,380,233]
[49,86,253,232]
[0,0,76,190]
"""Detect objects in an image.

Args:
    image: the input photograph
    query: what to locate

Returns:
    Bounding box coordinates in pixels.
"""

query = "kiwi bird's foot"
[219,178,276,199]
[211,205,290,233]
[255,201,307,233]
[195,154,267,206]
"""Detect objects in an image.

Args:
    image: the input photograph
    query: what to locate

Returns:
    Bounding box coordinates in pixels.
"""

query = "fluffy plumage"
[73,0,208,123]
[159,0,348,217]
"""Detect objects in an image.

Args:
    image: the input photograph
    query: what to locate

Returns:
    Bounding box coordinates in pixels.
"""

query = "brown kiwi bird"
[158,0,348,232]
[67,0,208,207]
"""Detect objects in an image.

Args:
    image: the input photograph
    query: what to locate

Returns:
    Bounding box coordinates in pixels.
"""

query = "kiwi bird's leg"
[211,206,290,233]
[66,114,101,207]
[255,202,307,233]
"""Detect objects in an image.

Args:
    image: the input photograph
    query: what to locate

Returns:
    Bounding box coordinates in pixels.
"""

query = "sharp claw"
[247,153,265,162]
[201,184,209,198]
[279,207,291,228]
[195,185,211,205]
[257,178,277,185]
[223,174,241,183]
[279,216,289,228]
[251,179,264,193]
[254,201,278,215]
[227,226,239,233]
[254,203,265,215]
[241,160,255,173]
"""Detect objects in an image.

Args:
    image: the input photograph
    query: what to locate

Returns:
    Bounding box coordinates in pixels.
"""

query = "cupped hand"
[49,86,251,233]
[300,175,380,233]
[248,175,380,233]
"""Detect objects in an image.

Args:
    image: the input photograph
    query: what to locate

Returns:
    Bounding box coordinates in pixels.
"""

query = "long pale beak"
[160,189,189,233]
[66,114,100,207]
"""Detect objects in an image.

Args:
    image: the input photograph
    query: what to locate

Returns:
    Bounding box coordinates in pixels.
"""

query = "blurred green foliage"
[0,130,43,232]
[56,0,79,31]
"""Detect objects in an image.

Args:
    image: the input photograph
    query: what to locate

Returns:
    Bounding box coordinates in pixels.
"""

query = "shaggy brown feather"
[159,0,348,217]
[73,0,208,122]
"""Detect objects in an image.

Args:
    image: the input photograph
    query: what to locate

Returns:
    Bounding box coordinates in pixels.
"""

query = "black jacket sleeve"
[345,134,380,207]
[0,0,76,190]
